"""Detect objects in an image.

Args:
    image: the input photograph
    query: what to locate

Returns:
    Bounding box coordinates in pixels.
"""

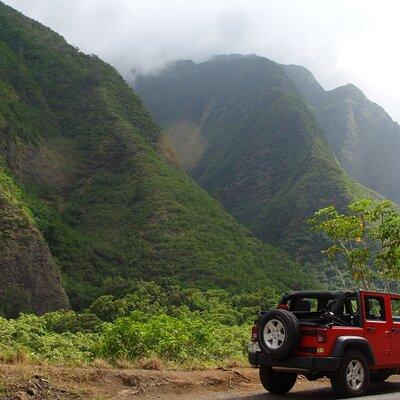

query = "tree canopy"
[309,199,400,289]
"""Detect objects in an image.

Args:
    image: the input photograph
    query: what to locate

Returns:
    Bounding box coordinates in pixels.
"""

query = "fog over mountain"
[3,0,400,122]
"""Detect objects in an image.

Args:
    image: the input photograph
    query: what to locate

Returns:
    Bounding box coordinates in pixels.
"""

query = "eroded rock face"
[0,185,69,315]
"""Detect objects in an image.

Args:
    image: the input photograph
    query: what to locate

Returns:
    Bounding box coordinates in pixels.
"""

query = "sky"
[4,0,400,122]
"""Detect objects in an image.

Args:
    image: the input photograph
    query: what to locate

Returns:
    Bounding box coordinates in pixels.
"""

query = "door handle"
[367,327,376,333]
[392,327,400,334]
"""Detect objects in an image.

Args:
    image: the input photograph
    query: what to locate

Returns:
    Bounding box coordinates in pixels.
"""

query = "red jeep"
[249,290,400,397]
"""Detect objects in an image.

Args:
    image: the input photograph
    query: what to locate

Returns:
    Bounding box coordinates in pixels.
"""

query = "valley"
[0,2,400,398]
[135,55,380,259]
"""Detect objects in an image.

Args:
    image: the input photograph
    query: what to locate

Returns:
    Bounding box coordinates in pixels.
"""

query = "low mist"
[4,0,400,121]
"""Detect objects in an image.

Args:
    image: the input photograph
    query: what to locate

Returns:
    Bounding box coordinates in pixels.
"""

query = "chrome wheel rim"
[346,359,364,391]
[263,319,285,349]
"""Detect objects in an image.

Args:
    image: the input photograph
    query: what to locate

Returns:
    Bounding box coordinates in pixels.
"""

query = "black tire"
[258,309,300,360]
[370,369,391,383]
[259,366,297,394]
[330,350,370,397]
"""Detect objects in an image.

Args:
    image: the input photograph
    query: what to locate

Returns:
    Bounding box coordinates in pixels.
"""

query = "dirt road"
[2,364,400,399]
[195,379,400,400]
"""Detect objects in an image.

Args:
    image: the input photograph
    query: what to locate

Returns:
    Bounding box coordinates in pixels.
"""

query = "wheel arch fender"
[332,336,376,365]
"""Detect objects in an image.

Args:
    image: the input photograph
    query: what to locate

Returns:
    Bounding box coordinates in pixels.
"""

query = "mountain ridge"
[135,54,377,259]
[284,63,400,203]
[0,6,313,312]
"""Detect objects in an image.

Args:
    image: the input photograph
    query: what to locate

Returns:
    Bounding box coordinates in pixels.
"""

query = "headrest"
[298,299,311,312]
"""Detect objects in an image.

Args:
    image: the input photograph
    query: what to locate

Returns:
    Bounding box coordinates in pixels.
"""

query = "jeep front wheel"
[330,350,369,397]
[259,366,297,394]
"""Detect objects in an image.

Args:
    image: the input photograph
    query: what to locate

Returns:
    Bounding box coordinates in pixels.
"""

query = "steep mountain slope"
[0,4,312,311]
[284,64,400,203]
[135,55,374,257]
[0,165,68,314]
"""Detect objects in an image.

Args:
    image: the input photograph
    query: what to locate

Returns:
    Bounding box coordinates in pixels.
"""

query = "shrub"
[98,312,248,366]
[43,310,102,333]
[0,314,99,365]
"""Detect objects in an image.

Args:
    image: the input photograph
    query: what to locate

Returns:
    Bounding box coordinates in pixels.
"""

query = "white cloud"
[3,0,400,121]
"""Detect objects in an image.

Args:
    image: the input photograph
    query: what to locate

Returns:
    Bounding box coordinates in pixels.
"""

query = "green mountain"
[135,55,375,258]
[0,4,312,312]
[284,64,400,203]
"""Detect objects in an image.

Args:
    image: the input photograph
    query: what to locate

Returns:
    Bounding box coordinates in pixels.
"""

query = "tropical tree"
[309,199,400,289]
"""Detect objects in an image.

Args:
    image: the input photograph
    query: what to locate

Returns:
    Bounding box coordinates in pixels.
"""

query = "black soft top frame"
[279,290,357,304]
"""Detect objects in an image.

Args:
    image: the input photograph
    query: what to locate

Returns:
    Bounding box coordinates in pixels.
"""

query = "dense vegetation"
[135,55,376,259]
[0,281,280,367]
[0,3,315,314]
[284,64,400,204]
[3,199,399,368]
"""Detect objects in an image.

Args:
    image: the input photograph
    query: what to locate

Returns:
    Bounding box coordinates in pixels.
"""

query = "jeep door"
[362,294,393,365]
[389,295,400,362]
